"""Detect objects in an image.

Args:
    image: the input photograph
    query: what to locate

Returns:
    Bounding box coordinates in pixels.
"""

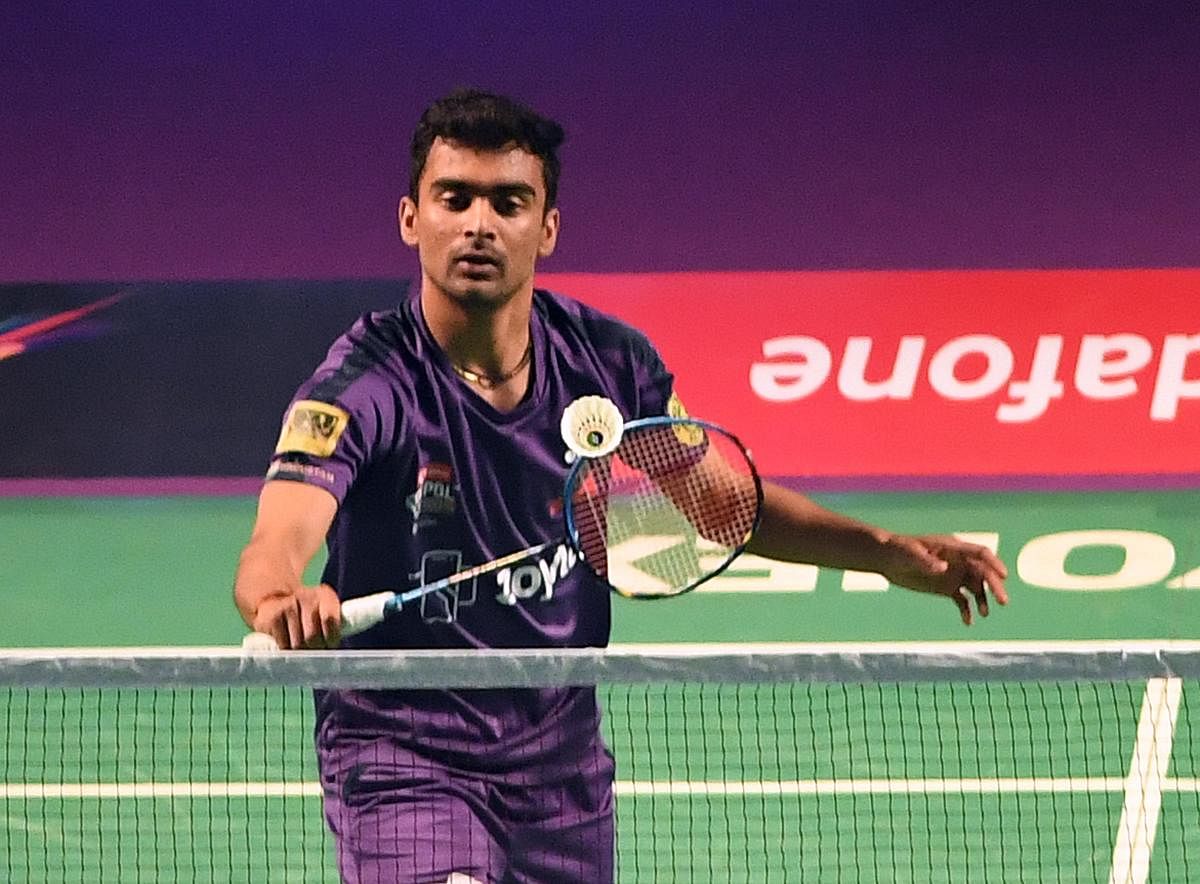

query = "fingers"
[966,554,1009,611]
[253,587,341,650]
[966,547,1009,610]
[318,585,343,648]
[968,573,991,620]
[297,587,342,648]
[954,586,973,626]
[265,607,291,650]
[285,600,306,649]
[978,547,1009,581]
[982,563,1009,606]
[952,561,1009,626]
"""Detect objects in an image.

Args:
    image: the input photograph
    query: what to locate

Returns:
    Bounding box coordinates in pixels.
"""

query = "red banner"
[540,270,1200,478]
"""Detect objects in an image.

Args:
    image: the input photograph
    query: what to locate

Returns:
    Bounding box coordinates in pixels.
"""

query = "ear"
[537,206,560,259]
[398,196,419,248]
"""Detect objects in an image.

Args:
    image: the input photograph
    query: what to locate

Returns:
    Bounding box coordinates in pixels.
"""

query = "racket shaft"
[339,540,558,637]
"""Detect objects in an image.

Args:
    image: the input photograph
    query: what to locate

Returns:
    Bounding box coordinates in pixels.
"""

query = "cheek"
[421,227,455,255]
[514,224,549,258]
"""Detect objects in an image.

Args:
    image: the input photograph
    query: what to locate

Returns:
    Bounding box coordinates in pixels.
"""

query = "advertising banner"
[3,271,1197,482]
[547,270,1200,481]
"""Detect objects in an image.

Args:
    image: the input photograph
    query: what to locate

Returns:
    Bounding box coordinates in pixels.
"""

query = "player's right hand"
[251,584,342,650]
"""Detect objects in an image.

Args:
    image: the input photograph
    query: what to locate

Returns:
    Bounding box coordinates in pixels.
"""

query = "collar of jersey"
[411,290,549,425]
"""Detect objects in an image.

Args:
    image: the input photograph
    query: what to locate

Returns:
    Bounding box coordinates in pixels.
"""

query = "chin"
[440,286,510,310]
[440,277,524,309]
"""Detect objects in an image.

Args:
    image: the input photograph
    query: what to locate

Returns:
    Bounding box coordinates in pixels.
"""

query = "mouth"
[453,253,502,274]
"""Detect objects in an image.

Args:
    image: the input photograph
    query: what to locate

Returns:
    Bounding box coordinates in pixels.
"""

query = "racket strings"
[624,425,757,547]
[571,422,759,597]
[571,463,611,578]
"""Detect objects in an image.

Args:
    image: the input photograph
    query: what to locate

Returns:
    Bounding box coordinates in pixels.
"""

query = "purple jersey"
[267,288,674,777]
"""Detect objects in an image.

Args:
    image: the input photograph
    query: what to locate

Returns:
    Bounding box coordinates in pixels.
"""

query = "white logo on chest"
[495,543,580,605]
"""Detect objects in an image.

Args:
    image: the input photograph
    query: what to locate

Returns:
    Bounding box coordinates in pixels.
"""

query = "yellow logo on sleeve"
[274,400,349,457]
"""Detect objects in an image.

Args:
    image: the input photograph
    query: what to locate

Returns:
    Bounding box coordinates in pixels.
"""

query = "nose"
[463,195,497,241]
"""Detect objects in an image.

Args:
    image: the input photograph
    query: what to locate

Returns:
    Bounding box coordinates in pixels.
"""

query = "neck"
[420,280,533,382]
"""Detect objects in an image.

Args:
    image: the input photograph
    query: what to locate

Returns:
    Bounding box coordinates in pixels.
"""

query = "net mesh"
[4,643,1200,882]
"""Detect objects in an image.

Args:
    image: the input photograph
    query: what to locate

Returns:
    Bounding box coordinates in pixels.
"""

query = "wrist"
[869,530,907,573]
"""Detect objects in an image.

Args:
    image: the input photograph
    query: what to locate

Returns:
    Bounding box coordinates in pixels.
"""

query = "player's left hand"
[878,534,1009,625]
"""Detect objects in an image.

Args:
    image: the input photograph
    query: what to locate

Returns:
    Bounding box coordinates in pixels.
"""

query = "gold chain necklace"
[450,339,533,389]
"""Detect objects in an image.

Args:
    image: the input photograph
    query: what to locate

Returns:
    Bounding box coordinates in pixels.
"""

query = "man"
[234,89,1008,883]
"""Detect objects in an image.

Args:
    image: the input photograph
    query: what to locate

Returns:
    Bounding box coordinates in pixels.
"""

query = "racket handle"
[339,591,396,637]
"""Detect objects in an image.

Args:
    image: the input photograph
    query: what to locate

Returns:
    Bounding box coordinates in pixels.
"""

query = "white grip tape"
[339,592,393,637]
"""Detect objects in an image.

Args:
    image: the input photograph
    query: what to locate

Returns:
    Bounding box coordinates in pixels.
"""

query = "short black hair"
[409,89,565,210]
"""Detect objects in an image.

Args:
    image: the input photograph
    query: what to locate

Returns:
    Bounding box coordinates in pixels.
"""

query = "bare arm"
[748,481,1010,625]
[234,481,342,649]
[748,482,893,569]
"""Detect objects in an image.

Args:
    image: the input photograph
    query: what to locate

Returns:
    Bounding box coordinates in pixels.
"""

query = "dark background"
[3,2,1198,282]
[1,281,400,476]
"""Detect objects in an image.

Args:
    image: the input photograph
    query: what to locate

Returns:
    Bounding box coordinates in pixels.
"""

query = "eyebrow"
[430,178,537,200]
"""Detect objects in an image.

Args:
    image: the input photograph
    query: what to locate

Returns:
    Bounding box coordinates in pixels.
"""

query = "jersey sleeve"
[265,320,401,503]
[628,331,677,420]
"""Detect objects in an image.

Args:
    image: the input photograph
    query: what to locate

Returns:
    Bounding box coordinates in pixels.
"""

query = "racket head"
[564,416,763,599]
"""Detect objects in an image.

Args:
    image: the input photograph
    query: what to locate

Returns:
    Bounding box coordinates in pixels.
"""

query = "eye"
[440,192,471,212]
[492,195,524,216]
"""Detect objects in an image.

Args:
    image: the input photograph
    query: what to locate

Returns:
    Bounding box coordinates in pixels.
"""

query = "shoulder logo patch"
[666,391,704,446]
[275,400,349,457]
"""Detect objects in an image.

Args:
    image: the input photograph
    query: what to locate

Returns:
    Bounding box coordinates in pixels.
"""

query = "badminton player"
[233,89,1008,883]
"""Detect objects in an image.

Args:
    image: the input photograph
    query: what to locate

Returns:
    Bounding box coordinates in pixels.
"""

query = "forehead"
[421,137,545,195]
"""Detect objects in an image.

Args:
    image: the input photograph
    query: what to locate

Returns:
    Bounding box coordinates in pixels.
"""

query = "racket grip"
[339,591,395,637]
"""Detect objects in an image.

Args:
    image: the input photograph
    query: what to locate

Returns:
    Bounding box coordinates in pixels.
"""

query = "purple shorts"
[320,738,616,883]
